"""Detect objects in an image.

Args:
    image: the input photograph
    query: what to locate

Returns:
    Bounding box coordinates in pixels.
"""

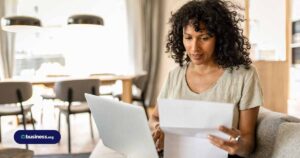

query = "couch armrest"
[247,107,300,158]
[272,122,300,158]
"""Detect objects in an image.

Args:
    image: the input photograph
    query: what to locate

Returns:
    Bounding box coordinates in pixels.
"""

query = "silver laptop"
[85,94,159,158]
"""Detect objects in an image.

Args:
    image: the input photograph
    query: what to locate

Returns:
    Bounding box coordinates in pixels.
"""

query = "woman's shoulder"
[227,64,258,79]
[168,64,187,77]
[229,64,257,73]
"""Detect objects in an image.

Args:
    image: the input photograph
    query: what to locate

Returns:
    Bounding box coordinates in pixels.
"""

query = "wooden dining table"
[12,74,136,103]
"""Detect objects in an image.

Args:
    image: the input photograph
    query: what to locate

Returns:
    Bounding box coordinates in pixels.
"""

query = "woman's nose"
[191,40,200,51]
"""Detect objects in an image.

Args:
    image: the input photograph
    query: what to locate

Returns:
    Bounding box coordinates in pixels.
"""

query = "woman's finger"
[208,135,239,154]
[153,130,161,140]
[156,134,164,151]
[208,135,237,145]
[219,126,240,138]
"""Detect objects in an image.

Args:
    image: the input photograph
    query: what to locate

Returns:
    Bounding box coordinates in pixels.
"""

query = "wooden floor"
[0,98,154,156]
[0,105,99,155]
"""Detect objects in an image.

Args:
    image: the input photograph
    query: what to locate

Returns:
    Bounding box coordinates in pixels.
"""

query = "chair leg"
[40,102,44,125]
[142,100,149,120]
[58,111,61,133]
[67,114,71,153]
[22,114,27,130]
[89,112,94,139]
[40,108,43,125]
[57,111,61,145]
[0,116,2,142]
[21,114,28,150]
[30,110,35,130]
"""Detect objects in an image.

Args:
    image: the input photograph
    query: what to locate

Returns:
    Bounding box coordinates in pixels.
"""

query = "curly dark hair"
[166,0,252,69]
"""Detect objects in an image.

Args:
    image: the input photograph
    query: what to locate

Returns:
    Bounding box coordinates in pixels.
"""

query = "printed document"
[158,99,235,158]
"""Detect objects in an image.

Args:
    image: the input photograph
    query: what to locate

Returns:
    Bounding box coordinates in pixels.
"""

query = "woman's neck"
[189,62,221,75]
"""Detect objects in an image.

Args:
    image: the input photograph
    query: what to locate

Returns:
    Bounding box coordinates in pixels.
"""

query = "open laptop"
[85,94,159,158]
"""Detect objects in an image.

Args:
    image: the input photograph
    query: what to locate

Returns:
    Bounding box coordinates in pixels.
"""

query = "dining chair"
[89,73,116,96]
[40,75,70,124]
[54,78,99,153]
[0,81,35,149]
[40,74,114,124]
[114,74,149,119]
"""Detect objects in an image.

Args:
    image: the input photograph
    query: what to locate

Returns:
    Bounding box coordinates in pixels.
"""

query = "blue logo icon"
[14,130,61,144]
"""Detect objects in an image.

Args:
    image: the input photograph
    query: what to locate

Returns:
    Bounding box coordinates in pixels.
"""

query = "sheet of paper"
[158,99,235,158]
[164,134,227,158]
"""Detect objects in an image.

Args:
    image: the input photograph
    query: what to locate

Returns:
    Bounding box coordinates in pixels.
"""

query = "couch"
[248,107,300,158]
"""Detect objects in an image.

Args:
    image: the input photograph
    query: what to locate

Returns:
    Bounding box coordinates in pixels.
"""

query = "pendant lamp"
[67,14,104,26]
[1,16,41,32]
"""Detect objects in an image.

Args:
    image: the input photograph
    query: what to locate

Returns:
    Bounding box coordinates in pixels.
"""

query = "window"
[14,0,130,77]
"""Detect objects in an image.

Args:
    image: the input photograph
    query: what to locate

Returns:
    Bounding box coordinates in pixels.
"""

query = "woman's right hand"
[152,127,164,151]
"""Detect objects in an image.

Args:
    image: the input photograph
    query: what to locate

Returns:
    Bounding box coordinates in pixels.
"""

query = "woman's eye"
[201,36,210,41]
[184,37,192,40]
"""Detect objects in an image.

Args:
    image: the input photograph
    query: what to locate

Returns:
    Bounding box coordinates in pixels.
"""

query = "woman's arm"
[149,105,164,151]
[149,105,160,131]
[237,106,259,156]
[208,106,259,157]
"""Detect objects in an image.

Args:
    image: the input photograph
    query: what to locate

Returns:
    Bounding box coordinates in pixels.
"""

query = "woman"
[149,0,263,157]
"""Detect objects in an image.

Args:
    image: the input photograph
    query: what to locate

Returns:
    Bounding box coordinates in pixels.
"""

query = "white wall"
[249,0,286,61]
[292,0,300,21]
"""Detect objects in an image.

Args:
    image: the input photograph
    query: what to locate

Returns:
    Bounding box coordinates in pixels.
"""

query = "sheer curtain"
[0,0,17,79]
[125,0,164,106]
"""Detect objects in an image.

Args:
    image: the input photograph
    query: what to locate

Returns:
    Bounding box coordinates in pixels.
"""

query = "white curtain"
[0,0,17,79]
[125,0,164,106]
[125,0,145,75]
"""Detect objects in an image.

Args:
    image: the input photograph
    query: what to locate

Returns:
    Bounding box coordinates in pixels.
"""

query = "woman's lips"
[191,54,203,60]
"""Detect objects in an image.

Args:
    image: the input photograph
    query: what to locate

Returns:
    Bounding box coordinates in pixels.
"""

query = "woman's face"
[183,23,216,66]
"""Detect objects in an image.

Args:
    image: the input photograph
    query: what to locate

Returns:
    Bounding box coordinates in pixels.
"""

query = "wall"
[249,0,290,113]
[249,0,286,61]
[254,62,289,113]
[292,0,300,21]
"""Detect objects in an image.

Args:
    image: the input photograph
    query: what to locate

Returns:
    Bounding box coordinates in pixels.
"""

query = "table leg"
[121,79,132,103]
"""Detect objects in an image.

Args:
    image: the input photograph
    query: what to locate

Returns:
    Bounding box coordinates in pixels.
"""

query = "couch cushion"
[272,122,300,158]
[248,108,300,158]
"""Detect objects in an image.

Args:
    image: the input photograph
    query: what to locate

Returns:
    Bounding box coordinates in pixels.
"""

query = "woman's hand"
[208,125,245,156]
[152,127,164,151]
[209,107,259,157]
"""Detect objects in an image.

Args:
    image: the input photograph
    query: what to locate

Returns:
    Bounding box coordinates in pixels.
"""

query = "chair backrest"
[54,79,100,102]
[0,81,32,104]
[133,74,148,93]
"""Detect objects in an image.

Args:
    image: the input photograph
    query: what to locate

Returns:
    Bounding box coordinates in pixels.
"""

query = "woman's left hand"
[208,125,243,156]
